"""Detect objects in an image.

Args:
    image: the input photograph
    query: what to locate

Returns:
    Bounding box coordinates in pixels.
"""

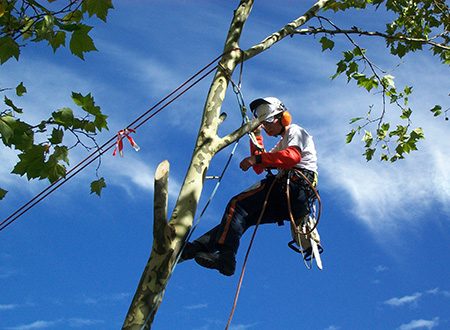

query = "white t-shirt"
[271,124,318,173]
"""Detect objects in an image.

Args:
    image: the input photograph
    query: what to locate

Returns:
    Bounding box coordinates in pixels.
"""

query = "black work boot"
[194,250,236,276]
[178,242,202,263]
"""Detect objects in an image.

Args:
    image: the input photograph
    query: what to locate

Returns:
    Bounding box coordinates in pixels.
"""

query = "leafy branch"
[296,14,437,162]
[0,0,114,63]
[0,84,108,200]
[294,26,449,52]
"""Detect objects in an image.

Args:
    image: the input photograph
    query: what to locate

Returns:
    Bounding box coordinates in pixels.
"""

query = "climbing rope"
[0,51,235,232]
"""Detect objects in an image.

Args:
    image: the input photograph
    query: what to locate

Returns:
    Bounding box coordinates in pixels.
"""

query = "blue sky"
[1,1,449,330]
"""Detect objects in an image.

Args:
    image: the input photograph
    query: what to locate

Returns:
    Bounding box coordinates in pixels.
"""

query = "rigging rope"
[0,53,227,232]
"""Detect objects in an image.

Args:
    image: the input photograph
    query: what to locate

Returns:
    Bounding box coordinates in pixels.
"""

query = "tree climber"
[180,97,319,276]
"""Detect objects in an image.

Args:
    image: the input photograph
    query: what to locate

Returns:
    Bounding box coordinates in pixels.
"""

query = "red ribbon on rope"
[113,128,140,157]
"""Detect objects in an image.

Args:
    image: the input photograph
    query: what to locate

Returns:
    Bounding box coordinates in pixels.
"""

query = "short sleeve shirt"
[271,124,318,173]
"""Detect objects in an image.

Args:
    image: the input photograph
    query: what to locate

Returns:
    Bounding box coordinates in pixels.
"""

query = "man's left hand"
[240,156,256,171]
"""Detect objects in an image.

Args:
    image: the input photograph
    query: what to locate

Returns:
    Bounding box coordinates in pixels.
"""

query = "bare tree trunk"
[122,1,330,329]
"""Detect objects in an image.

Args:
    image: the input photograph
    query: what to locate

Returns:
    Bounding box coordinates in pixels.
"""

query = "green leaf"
[400,108,412,119]
[430,105,442,117]
[44,161,66,183]
[0,187,7,200]
[1,116,34,150]
[52,108,74,128]
[319,36,335,51]
[49,31,66,52]
[410,127,424,140]
[82,0,114,22]
[16,82,27,96]
[343,50,354,62]
[12,145,47,180]
[90,177,106,196]
[403,86,413,95]
[69,25,97,60]
[51,145,69,165]
[94,113,108,131]
[381,74,396,88]
[71,92,100,115]
[349,117,363,124]
[0,115,15,144]
[49,128,64,144]
[0,36,20,64]
[363,148,375,161]
[362,130,373,147]
[72,92,108,131]
[346,129,356,143]
[332,60,347,79]
[356,75,379,92]
[4,96,23,113]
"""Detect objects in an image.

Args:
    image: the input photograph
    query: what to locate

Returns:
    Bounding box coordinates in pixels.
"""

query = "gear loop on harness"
[286,168,322,236]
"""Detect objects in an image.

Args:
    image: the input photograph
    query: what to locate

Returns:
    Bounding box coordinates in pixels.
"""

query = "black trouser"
[193,171,313,256]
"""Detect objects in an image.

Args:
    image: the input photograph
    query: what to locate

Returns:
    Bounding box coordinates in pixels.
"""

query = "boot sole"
[195,254,234,276]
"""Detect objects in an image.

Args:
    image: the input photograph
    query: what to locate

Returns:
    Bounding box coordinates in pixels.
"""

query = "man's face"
[262,118,283,136]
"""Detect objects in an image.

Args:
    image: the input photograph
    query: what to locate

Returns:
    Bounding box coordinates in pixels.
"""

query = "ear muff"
[281,111,292,126]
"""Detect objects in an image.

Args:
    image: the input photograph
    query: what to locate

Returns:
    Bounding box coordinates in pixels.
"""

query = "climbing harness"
[285,168,323,270]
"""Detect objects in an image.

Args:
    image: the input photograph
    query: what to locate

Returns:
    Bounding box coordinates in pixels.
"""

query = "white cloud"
[67,318,104,327]
[324,326,341,330]
[229,323,259,330]
[5,320,61,330]
[384,292,422,307]
[0,304,19,311]
[79,292,130,306]
[397,317,439,330]
[375,265,388,273]
[183,303,208,310]
[4,318,104,330]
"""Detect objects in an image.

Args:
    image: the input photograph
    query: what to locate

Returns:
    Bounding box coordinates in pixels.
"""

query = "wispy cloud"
[397,317,439,330]
[67,318,104,327]
[0,304,19,311]
[324,326,341,330]
[375,265,388,273]
[0,267,17,279]
[183,303,208,310]
[426,287,450,298]
[4,318,104,330]
[79,292,130,306]
[5,320,61,330]
[384,292,422,307]
[229,323,259,330]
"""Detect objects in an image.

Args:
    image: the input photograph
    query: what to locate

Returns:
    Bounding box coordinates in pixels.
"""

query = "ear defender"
[281,111,292,126]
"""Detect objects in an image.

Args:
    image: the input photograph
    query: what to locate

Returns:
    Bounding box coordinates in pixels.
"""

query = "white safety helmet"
[249,97,286,122]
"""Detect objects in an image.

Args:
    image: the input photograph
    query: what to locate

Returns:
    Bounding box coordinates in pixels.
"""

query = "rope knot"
[113,128,140,157]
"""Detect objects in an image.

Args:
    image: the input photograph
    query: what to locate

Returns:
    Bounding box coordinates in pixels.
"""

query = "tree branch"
[243,0,332,60]
[294,26,450,51]
[215,119,260,153]
[153,160,169,242]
